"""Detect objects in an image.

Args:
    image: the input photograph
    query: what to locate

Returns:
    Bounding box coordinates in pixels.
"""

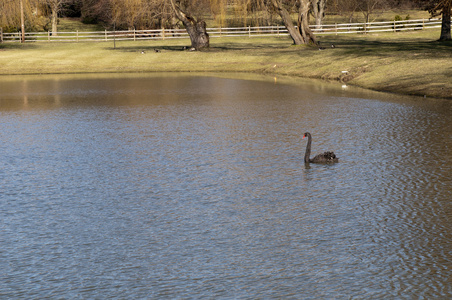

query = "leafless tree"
[329,0,390,23]
[312,0,327,29]
[422,0,451,40]
[46,0,66,35]
[270,0,317,45]
[169,0,210,50]
[358,0,390,23]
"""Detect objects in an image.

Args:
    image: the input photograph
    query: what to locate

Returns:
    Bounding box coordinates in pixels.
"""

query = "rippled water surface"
[1,74,451,298]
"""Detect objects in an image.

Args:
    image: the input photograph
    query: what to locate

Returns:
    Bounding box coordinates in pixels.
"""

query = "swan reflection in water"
[302,132,339,164]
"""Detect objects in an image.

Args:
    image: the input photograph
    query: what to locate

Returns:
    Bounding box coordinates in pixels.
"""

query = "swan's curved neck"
[304,134,312,163]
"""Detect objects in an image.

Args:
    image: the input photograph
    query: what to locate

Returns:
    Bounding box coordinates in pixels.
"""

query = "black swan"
[302,132,338,163]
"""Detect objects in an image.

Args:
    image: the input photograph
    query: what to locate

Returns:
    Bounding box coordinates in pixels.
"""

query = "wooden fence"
[0,18,445,43]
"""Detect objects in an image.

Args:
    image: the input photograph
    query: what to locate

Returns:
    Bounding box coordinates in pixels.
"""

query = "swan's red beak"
[302,135,306,139]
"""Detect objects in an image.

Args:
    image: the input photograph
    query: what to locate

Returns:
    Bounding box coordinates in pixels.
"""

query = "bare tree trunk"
[51,5,58,36]
[271,0,317,45]
[169,0,209,50]
[312,0,327,30]
[439,2,451,41]
[271,0,304,44]
[298,0,317,44]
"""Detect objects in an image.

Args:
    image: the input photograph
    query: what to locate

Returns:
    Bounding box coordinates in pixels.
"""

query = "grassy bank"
[1,29,451,99]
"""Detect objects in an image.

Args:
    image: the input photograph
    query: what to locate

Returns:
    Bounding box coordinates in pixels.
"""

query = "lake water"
[1,73,451,299]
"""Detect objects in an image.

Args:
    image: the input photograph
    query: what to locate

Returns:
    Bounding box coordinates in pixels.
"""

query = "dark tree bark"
[271,0,304,44]
[439,1,451,41]
[169,0,209,50]
[423,0,452,41]
[271,0,317,45]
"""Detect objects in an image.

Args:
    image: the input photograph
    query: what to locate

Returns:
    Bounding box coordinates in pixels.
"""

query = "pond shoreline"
[1,33,451,100]
[2,68,450,101]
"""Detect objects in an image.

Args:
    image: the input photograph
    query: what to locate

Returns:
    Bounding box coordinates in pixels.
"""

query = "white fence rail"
[0,18,444,43]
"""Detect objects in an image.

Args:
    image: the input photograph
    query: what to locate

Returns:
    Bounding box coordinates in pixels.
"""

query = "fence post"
[134,29,136,41]
[105,29,107,41]
[335,23,337,35]
[77,30,79,42]
[161,28,165,40]
[0,28,3,43]
[422,19,425,29]
[248,26,251,38]
[48,31,50,41]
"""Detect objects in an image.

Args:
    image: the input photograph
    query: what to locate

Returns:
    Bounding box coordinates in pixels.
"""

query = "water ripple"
[1,75,451,299]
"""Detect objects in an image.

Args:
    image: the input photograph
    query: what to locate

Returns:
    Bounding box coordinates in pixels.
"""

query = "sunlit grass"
[0,28,451,99]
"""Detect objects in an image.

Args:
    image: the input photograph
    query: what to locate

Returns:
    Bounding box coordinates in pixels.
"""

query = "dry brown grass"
[1,28,451,99]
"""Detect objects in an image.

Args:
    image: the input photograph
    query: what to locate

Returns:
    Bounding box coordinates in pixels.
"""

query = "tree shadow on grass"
[110,45,189,53]
[0,43,40,50]
[104,35,451,64]
[111,44,287,53]
[107,37,292,53]
[234,34,452,59]
[318,35,452,59]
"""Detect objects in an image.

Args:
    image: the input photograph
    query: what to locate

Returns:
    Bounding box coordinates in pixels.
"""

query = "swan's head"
[302,132,310,139]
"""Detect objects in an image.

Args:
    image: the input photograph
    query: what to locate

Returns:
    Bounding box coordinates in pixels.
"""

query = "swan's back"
[311,151,338,163]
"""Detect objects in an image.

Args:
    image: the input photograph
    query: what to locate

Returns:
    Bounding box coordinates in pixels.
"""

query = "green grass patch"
[1,29,451,99]
[56,18,106,32]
